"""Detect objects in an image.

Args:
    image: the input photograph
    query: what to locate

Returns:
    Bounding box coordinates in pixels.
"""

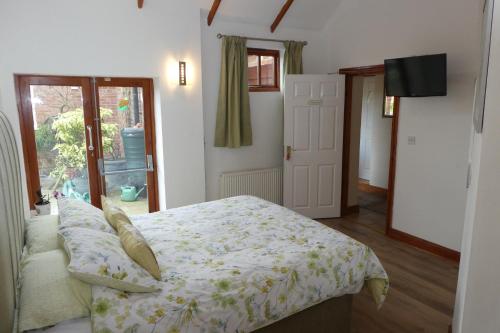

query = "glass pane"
[248,55,259,86]
[260,56,276,86]
[384,96,395,117]
[99,86,149,215]
[30,85,90,214]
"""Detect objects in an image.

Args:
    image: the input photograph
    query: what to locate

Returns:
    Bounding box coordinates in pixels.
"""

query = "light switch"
[408,136,416,145]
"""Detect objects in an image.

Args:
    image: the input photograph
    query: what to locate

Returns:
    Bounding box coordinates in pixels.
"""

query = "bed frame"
[0,110,352,333]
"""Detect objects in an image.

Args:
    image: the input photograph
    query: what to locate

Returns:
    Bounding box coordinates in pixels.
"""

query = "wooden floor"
[358,180,388,216]
[319,206,459,333]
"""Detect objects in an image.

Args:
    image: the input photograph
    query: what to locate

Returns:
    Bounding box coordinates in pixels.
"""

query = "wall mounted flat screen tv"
[385,54,447,97]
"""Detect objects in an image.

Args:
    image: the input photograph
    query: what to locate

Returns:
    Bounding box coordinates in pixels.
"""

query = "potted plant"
[34,189,51,215]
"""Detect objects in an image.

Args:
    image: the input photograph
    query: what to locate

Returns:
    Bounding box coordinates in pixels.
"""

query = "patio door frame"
[15,74,159,212]
[94,77,158,212]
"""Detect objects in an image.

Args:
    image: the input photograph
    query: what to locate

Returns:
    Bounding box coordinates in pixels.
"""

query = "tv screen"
[384,54,447,97]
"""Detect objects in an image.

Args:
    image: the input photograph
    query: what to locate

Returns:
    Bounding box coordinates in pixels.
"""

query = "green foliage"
[35,122,57,152]
[50,108,117,180]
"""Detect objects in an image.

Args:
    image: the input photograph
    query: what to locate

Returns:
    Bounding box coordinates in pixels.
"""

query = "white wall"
[0,0,207,211]
[454,2,500,331]
[359,75,391,189]
[322,0,483,251]
[201,14,328,201]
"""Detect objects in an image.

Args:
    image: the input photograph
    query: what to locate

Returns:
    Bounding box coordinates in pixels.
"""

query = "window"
[247,48,280,92]
[15,75,159,214]
[383,94,399,118]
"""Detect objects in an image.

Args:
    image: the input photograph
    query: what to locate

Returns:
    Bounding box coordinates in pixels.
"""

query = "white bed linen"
[90,196,389,333]
[29,317,91,333]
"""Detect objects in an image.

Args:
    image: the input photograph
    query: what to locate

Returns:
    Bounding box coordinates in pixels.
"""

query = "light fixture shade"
[179,61,187,86]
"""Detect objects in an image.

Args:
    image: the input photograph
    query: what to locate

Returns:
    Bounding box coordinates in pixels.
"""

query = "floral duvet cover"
[91,196,389,333]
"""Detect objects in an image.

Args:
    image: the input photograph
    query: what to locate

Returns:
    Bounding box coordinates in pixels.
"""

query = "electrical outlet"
[408,136,416,145]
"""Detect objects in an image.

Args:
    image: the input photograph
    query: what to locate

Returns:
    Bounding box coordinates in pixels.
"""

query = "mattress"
[89,196,388,333]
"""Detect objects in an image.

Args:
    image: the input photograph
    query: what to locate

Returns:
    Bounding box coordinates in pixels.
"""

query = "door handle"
[97,155,154,177]
[146,154,154,172]
[286,145,292,161]
[86,125,94,152]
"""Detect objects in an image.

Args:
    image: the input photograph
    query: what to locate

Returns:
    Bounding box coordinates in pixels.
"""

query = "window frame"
[383,90,399,118]
[247,48,281,92]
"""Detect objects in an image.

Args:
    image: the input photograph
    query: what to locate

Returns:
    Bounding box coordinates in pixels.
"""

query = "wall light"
[179,61,187,86]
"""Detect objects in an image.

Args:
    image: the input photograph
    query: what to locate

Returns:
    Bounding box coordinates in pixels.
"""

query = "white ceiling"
[200,0,343,31]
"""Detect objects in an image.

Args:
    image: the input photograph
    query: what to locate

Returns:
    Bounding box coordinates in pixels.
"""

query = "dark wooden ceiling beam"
[207,0,222,26]
[138,0,144,9]
[271,0,294,33]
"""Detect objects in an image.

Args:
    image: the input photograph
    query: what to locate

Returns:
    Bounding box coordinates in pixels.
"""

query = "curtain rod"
[216,33,308,46]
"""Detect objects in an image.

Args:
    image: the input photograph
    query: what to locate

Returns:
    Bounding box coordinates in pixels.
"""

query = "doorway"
[339,65,400,233]
[16,75,158,215]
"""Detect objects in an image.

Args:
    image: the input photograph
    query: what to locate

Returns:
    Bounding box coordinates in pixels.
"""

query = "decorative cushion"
[118,222,161,280]
[59,227,162,292]
[18,250,91,332]
[101,195,132,231]
[58,197,115,234]
[25,215,60,254]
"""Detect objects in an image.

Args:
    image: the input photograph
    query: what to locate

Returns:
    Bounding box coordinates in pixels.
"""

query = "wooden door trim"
[339,65,385,217]
[15,74,159,212]
[94,77,159,212]
[385,95,400,234]
[15,74,99,209]
[338,65,460,262]
[340,74,353,216]
[339,65,385,76]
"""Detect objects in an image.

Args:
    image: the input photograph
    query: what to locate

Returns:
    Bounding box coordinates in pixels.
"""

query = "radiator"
[219,167,283,205]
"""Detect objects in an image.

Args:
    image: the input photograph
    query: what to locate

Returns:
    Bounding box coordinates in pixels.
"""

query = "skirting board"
[358,182,388,195]
[387,228,460,263]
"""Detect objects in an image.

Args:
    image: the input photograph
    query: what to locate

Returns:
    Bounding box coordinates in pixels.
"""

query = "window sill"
[249,87,281,92]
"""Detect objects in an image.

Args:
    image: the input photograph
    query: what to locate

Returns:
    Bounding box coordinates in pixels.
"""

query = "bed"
[0,110,388,333]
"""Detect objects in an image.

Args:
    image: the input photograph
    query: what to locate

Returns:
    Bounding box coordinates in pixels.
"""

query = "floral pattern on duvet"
[91,196,389,333]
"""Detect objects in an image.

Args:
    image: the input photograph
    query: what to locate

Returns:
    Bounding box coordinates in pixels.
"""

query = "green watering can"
[120,186,145,202]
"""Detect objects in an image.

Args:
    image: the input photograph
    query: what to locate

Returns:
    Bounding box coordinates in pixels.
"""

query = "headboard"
[0,111,25,333]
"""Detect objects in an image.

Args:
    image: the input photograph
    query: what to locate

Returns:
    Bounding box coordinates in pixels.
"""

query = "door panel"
[294,81,313,97]
[284,75,345,219]
[293,107,312,151]
[319,107,337,150]
[95,78,158,214]
[318,164,335,207]
[16,76,98,211]
[293,165,310,208]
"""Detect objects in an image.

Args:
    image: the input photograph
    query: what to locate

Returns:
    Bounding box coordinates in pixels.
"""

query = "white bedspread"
[91,196,389,333]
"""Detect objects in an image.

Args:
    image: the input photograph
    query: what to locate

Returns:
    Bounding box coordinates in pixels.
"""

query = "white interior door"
[284,74,345,219]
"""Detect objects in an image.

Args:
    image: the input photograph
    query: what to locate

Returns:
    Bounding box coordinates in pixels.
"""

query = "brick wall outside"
[248,63,275,87]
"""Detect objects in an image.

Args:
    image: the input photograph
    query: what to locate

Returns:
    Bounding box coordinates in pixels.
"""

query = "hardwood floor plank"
[319,207,457,332]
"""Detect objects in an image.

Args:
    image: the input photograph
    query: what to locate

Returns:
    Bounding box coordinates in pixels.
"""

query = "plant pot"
[35,203,51,216]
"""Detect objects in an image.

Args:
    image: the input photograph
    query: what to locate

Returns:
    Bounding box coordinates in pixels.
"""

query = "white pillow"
[19,250,91,331]
[58,197,115,234]
[25,214,60,254]
[59,227,162,293]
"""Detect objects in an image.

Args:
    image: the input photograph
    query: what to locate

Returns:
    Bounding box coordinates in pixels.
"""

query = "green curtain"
[214,36,252,148]
[283,41,305,75]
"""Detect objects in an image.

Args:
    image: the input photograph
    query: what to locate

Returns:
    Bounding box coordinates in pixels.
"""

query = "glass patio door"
[16,75,158,215]
[95,78,158,214]
[16,76,99,213]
